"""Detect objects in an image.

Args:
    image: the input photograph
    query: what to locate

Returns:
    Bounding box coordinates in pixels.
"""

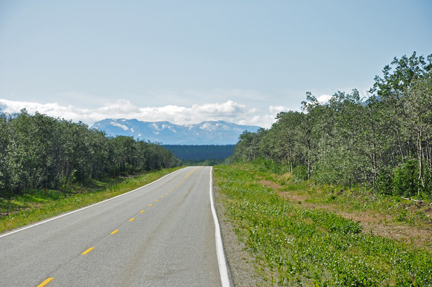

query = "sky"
[0,0,431,128]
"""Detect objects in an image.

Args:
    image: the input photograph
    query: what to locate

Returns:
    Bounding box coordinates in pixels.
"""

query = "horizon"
[1,1,431,128]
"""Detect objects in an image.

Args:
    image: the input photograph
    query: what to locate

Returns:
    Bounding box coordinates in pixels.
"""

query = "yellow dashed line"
[161,196,164,198]
[81,247,94,255]
[111,230,119,235]
[140,210,145,213]
[155,199,158,202]
[166,193,168,195]
[149,204,152,206]
[129,218,135,221]
[37,278,54,287]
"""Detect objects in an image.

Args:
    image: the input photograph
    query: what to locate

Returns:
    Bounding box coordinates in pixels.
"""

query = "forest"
[233,52,432,198]
[162,144,235,161]
[0,110,181,196]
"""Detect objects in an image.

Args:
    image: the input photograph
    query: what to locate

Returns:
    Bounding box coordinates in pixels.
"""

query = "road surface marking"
[166,193,168,194]
[209,167,230,286]
[81,247,94,255]
[111,230,119,235]
[185,167,199,178]
[140,210,145,213]
[0,168,186,239]
[129,218,135,221]
[155,199,158,202]
[37,277,54,287]
[149,204,152,206]
[161,196,164,198]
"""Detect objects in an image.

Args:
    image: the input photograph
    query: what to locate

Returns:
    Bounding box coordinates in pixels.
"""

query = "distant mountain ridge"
[90,119,261,144]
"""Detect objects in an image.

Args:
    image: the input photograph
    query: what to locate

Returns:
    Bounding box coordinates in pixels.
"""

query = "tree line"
[233,52,432,198]
[162,144,235,161]
[0,110,181,195]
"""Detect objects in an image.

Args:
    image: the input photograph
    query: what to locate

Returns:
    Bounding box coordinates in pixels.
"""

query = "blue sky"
[0,0,431,127]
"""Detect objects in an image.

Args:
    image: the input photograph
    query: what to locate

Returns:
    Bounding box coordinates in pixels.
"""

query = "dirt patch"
[261,181,432,251]
[259,180,281,191]
[279,191,307,203]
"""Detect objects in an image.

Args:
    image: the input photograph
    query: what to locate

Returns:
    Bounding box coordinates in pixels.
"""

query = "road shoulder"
[214,184,266,286]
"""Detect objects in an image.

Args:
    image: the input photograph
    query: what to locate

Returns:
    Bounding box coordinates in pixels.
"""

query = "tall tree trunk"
[417,128,424,196]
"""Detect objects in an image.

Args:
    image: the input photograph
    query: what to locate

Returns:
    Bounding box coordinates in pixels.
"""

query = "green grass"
[240,160,432,227]
[0,167,184,233]
[214,164,432,286]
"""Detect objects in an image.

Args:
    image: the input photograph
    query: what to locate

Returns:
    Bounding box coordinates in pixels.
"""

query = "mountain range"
[90,119,261,145]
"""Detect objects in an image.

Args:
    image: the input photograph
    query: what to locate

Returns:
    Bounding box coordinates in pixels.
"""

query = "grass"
[0,167,184,233]
[276,177,432,228]
[240,159,432,228]
[214,164,432,286]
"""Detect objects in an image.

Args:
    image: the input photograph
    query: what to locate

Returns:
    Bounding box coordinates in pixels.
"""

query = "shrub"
[293,165,308,181]
[393,159,419,197]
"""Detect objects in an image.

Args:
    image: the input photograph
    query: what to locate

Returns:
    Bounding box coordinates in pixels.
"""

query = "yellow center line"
[129,218,135,221]
[161,196,164,198]
[111,230,119,235]
[166,193,168,195]
[37,277,54,287]
[140,210,145,213]
[81,247,94,255]
[185,167,199,178]
[155,199,158,202]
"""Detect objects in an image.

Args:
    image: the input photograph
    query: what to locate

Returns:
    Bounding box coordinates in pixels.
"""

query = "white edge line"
[0,167,188,239]
[209,166,230,287]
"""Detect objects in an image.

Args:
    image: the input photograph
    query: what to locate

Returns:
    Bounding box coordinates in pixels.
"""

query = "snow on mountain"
[90,119,261,144]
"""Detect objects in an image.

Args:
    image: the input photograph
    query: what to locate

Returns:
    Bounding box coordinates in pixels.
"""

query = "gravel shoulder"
[214,185,267,287]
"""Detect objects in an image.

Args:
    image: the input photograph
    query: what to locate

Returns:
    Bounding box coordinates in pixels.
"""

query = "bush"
[293,165,308,181]
[376,167,394,195]
[393,159,419,197]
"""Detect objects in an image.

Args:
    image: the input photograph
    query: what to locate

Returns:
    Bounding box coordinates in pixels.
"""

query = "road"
[0,166,228,287]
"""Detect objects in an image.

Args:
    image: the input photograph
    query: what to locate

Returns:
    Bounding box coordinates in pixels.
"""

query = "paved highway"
[0,166,228,287]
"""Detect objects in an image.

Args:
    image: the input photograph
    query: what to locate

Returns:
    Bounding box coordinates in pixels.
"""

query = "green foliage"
[393,159,419,197]
[215,164,432,286]
[376,167,394,195]
[232,52,432,198]
[181,158,226,166]
[162,144,235,161]
[292,165,308,181]
[0,110,181,196]
[0,167,183,233]
[251,158,288,175]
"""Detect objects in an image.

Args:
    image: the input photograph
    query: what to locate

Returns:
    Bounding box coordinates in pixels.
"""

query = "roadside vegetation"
[0,167,183,233]
[215,52,432,285]
[163,144,235,161]
[234,52,432,199]
[0,110,183,232]
[214,162,432,286]
[0,110,181,197]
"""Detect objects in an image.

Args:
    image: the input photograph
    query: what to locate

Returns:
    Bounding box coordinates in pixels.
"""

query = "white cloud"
[0,98,283,128]
[317,94,332,104]
[269,105,291,114]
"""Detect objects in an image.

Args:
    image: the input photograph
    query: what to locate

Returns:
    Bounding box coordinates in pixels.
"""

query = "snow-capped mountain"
[90,119,261,144]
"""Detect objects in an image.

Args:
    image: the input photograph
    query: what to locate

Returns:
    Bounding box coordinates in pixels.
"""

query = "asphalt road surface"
[0,166,226,287]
